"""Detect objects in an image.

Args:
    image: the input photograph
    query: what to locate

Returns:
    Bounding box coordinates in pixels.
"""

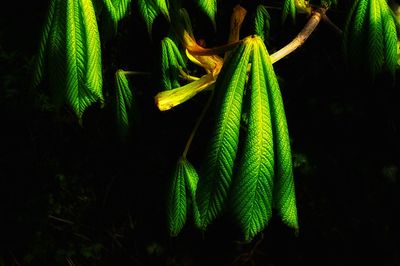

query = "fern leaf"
[258,42,298,230]
[66,0,101,121]
[103,0,131,22]
[231,37,274,241]
[32,0,57,88]
[48,0,68,108]
[115,70,133,138]
[343,0,370,74]
[80,0,104,102]
[368,0,385,77]
[155,0,170,20]
[167,158,187,236]
[282,0,296,23]
[181,158,201,228]
[138,0,160,34]
[197,40,252,230]
[160,37,186,90]
[254,5,271,43]
[197,0,217,27]
[380,0,398,76]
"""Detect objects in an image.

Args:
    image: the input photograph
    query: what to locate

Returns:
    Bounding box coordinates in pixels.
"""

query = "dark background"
[1,0,399,265]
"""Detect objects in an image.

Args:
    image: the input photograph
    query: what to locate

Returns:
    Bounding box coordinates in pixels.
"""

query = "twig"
[270,8,327,64]
[48,214,74,225]
[182,89,214,158]
[322,14,343,35]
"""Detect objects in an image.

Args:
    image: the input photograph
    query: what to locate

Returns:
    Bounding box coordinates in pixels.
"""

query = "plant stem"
[122,71,152,76]
[270,8,327,64]
[182,89,214,158]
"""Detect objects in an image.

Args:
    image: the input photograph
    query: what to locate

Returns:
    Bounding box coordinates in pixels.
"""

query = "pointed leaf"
[48,0,68,107]
[259,42,298,230]
[167,158,187,236]
[197,40,252,230]
[32,0,57,88]
[80,0,104,102]
[138,0,160,34]
[115,70,133,138]
[102,0,131,23]
[66,0,102,121]
[160,37,186,90]
[254,5,271,43]
[380,0,398,76]
[231,37,274,241]
[368,0,384,77]
[181,158,201,228]
[197,0,217,27]
[282,0,296,23]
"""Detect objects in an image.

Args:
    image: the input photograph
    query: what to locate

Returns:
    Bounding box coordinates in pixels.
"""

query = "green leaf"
[197,0,217,27]
[115,70,133,138]
[102,0,131,23]
[182,158,201,228]
[254,5,271,43]
[258,41,298,230]
[231,37,274,241]
[65,0,103,121]
[32,0,57,88]
[155,0,170,20]
[160,37,186,90]
[167,158,188,236]
[368,0,384,78]
[81,0,104,102]
[380,0,398,76]
[138,0,169,34]
[47,0,68,108]
[197,40,252,230]
[282,0,296,23]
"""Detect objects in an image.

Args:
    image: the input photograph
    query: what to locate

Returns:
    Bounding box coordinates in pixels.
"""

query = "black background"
[1,0,399,265]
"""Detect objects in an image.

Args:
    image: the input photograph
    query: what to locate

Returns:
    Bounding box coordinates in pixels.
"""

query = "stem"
[322,14,343,35]
[122,71,152,76]
[182,89,214,158]
[270,8,327,64]
[187,41,243,56]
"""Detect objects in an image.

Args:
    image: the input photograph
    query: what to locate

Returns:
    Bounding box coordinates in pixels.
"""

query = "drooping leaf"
[197,0,217,27]
[138,0,160,34]
[47,0,68,107]
[102,0,131,23]
[368,0,384,78]
[254,5,271,43]
[197,39,252,230]
[231,37,274,241]
[282,0,296,23]
[65,0,104,122]
[182,158,201,228]
[258,42,298,230]
[81,0,104,102]
[380,0,398,76]
[138,0,170,34]
[167,158,187,236]
[115,69,133,138]
[160,37,187,91]
[32,0,57,88]
[155,0,170,20]
[343,0,399,78]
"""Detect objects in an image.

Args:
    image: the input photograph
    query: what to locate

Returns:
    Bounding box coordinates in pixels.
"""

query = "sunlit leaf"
[231,37,274,241]
[115,69,133,138]
[258,41,298,230]
[197,39,252,230]
[254,5,271,43]
[197,0,217,27]
[160,37,186,91]
[167,158,187,236]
